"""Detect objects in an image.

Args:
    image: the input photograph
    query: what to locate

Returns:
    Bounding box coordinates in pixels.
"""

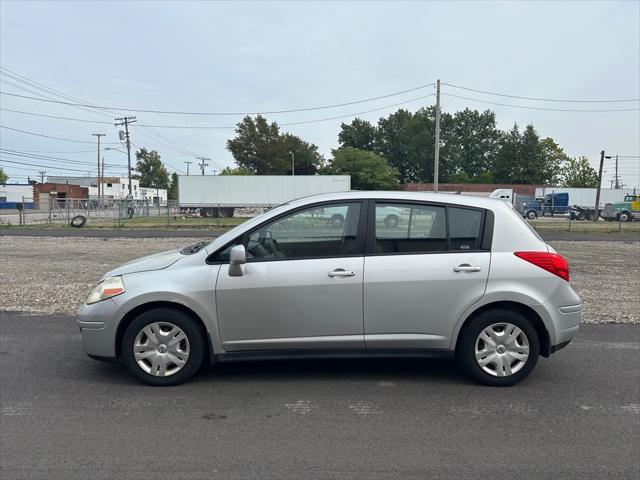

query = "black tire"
[121,307,205,386]
[457,308,540,387]
[619,211,632,223]
[70,215,87,228]
[384,214,400,228]
[525,210,537,220]
[330,213,345,227]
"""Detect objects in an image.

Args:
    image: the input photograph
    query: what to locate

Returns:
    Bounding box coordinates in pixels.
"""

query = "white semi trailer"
[177,175,351,217]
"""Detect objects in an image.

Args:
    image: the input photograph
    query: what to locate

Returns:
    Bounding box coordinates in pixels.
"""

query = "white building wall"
[0,184,34,202]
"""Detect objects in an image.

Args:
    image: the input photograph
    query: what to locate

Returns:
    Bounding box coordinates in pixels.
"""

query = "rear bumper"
[537,301,581,353]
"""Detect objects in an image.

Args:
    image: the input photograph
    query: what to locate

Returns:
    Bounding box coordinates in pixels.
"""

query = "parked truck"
[520,188,630,220]
[177,175,351,217]
[601,193,640,222]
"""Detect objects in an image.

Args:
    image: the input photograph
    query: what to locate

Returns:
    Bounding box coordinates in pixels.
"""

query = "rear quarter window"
[448,207,483,250]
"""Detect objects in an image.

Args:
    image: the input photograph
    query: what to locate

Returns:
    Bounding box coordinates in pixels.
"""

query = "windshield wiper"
[180,241,208,255]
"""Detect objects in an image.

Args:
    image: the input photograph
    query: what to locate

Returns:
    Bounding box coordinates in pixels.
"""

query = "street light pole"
[289,151,295,176]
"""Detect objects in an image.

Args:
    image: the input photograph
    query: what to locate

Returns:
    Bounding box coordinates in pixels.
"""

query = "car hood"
[103,249,183,279]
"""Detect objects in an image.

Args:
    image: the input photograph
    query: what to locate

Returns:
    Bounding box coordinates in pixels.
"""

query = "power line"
[442,92,640,112]
[0,158,101,173]
[0,125,119,144]
[0,68,197,171]
[442,82,640,103]
[0,93,435,130]
[0,82,436,116]
[0,147,95,154]
[0,107,114,124]
[0,149,127,167]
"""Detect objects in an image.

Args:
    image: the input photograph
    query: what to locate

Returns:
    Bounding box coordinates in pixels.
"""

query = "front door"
[215,201,366,351]
[364,202,490,350]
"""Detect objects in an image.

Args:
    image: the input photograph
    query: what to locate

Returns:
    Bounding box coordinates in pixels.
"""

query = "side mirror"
[228,245,246,277]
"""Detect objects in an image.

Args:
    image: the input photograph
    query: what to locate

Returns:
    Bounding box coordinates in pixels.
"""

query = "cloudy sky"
[1,0,639,187]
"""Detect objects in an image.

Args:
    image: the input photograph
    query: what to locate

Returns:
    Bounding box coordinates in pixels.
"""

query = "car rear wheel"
[458,309,540,386]
[122,308,205,386]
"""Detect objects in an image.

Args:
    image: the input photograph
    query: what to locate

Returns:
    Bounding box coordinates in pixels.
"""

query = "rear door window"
[374,203,447,253]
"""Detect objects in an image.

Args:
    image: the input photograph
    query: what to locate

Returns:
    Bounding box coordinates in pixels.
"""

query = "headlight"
[86,277,126,305]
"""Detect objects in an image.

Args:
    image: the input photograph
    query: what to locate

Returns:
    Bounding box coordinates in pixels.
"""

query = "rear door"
[363,201,491,350]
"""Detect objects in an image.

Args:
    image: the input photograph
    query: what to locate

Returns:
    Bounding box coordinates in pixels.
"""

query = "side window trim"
[365,199,490,256]
[206,200,368,264]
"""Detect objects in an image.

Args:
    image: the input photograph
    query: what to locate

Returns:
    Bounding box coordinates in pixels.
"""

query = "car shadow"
[80,356,470,387]
[193,357,469,385]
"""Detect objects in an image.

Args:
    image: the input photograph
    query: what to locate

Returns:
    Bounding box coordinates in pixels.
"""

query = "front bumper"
[77,299,123,360]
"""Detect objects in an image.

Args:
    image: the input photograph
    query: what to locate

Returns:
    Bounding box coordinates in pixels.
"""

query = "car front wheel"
[122,308,205,386]
[458,309,540,386]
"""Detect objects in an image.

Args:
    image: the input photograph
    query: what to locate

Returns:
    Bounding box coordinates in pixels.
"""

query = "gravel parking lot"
[0,236,638,323]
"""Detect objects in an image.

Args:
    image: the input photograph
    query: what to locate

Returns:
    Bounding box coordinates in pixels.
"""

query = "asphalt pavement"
[1,227,639,241]
[0,314,638,479]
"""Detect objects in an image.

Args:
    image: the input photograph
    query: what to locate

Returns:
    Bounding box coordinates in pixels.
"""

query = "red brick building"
[34,183,89,208]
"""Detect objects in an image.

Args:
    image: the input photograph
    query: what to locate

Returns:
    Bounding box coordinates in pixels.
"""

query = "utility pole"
[594,150,605,221]
[38,171,46,183]
[184,161,192,175]
[289,151,295,176]
[614,154,619,189]
[197,157,210,175]
[101,157,105,200]
[433,79,441,193]
[92,133,105,204]
[114,116,137,198]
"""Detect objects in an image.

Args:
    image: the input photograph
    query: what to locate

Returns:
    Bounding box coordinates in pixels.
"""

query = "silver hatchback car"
[78,191,581,386]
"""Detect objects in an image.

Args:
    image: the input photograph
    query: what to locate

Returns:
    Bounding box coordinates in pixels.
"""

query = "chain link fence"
[0,198,266,228]
[1,197,638,234]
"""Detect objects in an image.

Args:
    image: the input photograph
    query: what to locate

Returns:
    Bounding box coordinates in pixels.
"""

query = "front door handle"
[328,268,356,277]
[454,264,482,272]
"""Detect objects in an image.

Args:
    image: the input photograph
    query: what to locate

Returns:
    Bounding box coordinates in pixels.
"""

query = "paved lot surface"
[0,315,638,479]
[2,236,638,322]
[1,227,639,241]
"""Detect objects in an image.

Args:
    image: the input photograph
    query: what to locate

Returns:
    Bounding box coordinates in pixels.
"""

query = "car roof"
[287,190,507,210]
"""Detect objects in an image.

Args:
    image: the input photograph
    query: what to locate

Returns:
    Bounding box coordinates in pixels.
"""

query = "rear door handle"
[328,268,356,277]
[454,264,482,272]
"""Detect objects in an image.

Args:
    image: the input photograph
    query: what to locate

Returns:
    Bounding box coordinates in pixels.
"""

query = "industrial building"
[47,176,167,204]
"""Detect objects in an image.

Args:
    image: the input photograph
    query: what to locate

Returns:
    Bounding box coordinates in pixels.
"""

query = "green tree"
[226,115,323,174]
[376,108,434,183]
[492,124,522,183]
[168,172,179,200]
[446,109,500,181]
[492,124,563,184]
[539,137,569,185]
[0,167,8,184]
[280,133,324,175]
[338,118,377,151]
[560,156,599,187]
[134,148,169,189]
[219,166,252,175]
[323,147,398,190]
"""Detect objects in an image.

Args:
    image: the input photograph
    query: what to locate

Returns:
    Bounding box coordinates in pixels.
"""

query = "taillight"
[514,251,570,281]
